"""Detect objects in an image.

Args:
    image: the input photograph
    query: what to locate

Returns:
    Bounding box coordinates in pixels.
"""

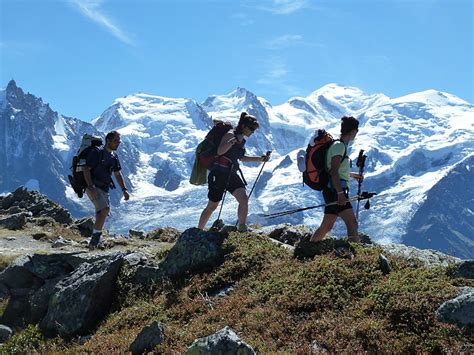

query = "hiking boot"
[237,224,248,232]
[89,232,102,249]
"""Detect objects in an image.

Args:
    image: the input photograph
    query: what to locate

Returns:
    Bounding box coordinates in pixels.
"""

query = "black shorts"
[323,187,352,215]
[208,170,245,202]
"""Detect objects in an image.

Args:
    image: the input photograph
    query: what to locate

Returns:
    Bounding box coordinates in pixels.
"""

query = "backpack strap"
[333,139,348,163]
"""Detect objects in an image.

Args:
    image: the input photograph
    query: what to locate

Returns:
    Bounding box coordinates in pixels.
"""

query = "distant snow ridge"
[1,80,473,258]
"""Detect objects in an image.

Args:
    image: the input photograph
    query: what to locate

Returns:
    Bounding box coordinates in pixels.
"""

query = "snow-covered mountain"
[0,80,135,215]
[1,80,473,258]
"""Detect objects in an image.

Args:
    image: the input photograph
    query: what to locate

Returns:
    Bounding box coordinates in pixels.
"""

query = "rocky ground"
[0,188,473,353]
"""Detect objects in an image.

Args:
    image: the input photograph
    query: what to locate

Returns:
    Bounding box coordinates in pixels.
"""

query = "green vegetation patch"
[13,231,473,353]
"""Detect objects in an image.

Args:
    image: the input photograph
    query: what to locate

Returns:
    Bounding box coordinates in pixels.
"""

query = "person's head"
[105,131,121,151]
[340,116,359,141]
[236,112,259,137]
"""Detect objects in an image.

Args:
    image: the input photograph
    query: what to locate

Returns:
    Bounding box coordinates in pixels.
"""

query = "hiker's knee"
[232,188,248,205]
[206,201,219,211]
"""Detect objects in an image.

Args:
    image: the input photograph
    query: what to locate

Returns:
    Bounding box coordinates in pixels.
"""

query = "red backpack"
[198,121,234,169]
[301,129,346,191]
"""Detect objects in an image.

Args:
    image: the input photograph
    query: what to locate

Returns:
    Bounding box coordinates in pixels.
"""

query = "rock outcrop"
[185,326,255,355]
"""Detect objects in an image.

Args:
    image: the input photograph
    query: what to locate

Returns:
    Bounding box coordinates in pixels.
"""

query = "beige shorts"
[86,187,110,213]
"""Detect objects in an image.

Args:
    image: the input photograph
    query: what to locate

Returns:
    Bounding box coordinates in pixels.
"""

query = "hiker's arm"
[329,155,348,204]
[241,151,271,163]
[83,167,98,199]
[217,132,237,155]
[240,155,267,163]
[350,172,364,182]
[114,171,130,201]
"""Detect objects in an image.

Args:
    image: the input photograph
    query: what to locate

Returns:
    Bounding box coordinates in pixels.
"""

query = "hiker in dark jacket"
[310,116,363,243]
[198,112,270,232]
[83,130,129,248]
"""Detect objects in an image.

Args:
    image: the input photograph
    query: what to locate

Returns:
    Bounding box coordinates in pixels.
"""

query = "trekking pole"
[264,192,377,219]
[248,150,272,200]
[234,150,272,227]
[355,150,367,221]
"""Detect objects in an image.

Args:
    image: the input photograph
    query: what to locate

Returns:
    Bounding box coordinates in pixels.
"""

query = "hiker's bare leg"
[311,214,337,242]
[94,207,109,230]
[232,188,248,226]
[338,208,359,242]
[198,200,219,230]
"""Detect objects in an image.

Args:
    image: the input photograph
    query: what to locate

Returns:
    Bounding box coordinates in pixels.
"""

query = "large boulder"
[0,212,31,230]
[294,237,354,260]
[159,228,226,279]
[129,321,165,355]
[40,254,124,338]
[0,187,73,225]
[453,260,474,279]
[267,224,312,246]
[145,227,180,243]
[0,254,75,327]
[185,326,255,355]
[381,243,461,268]
[0,324,13,343]
[70,217,94,238]
[436,287,474,329]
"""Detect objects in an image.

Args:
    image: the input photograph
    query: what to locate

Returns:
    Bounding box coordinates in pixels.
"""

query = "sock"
[93,229,102,235]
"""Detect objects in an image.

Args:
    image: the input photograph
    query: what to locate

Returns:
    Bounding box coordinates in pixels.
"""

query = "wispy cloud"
[70,0,134,46]
[266,34,303,50]
[257,0,309,15]
[256,57,301,97]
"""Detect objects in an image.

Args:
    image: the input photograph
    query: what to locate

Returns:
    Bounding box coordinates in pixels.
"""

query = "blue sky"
[1,0,472,121]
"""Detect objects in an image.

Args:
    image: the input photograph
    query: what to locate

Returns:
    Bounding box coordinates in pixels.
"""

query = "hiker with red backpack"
[197,112,270,232]
[310,116,363,243]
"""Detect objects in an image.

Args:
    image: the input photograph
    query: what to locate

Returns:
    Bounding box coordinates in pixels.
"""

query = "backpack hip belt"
[214,155,234,169]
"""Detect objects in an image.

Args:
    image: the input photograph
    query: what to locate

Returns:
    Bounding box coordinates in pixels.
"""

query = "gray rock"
[268,224,312,246]
[379,254,392,275]
[129,229,146,239]
[436,287,474,329]
[129,321,165,355]
[294,237,354,260]
[160,228,226,279]
[124,252,148,267]
[185,326,255,355]
[310,340,328,353]
[0,254,74,327]
[146,227,180,242]
[6,237,16,241]
[0,283,9,301]
[209,285,234,298]
[0,188,73,225]
[381,243,461,268]
[0,324,13,343]
[70,217,94,238]
[40,254,124,337]
[51,236,74,248]
[453,260,474,279]
[130,264,163,288]
[0,212,31,230]
[5,206,24,215]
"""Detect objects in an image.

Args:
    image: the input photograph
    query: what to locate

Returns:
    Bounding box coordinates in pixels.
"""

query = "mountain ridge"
[1,79,473,258]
